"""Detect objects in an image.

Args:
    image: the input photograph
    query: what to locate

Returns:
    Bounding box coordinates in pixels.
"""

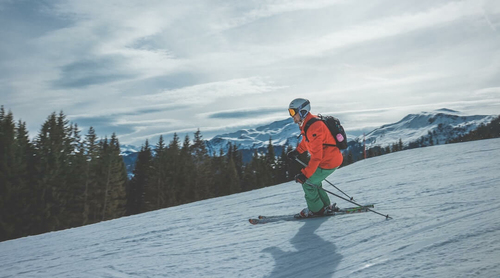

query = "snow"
[358,110,496,148]
[1,138,500,278]
[119,144,140,156]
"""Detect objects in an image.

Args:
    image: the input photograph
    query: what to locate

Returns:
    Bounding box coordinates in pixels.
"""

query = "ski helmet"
[288,98,310,120]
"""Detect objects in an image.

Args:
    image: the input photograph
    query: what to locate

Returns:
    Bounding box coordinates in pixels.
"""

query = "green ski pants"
[301,167,337,213]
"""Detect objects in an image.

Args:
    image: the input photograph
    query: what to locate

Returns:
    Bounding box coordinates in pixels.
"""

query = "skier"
[287,98,344,217]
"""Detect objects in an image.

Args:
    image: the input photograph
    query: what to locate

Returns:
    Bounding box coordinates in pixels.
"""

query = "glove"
[294,173,307,184]
[287,149,299,161]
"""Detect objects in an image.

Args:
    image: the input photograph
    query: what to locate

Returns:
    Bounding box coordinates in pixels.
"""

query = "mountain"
[355,108,497,149]
[203,108,497,160]
[3,138,500,277]
[121,109,498,174]
[204,117,299,162]
[120,144,140,178]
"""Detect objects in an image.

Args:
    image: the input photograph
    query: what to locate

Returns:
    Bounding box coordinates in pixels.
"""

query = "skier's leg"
[306,168,337,209]
[302,168,336,213]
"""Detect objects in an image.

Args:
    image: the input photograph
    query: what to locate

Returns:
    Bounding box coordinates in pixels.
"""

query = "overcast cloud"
[1,0,500,145]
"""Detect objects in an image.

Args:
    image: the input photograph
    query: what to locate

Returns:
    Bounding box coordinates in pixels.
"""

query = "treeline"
[127,135,306,214]
[341,139,405,166]
[0,107,304,242]
[448,116,500,143]
[1,107,127,241]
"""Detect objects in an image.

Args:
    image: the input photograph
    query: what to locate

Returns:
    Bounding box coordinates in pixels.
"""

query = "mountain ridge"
[121,109,498,174]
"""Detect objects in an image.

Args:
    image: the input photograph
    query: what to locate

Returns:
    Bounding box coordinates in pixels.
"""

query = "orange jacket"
[297,113,344,178]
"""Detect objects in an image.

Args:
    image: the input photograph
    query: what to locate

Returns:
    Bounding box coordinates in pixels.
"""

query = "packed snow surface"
[1,138,500,278]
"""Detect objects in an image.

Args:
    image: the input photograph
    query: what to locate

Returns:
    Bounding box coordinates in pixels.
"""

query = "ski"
[249,204,375,224]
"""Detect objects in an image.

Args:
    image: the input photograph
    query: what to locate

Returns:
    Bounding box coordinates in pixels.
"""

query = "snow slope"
[2,138,500,278]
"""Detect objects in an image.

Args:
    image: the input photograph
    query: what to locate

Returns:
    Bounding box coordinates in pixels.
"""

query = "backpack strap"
[303,117,320,142]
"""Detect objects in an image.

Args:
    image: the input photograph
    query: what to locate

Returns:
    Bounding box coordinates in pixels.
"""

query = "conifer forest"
[0,107,303,242]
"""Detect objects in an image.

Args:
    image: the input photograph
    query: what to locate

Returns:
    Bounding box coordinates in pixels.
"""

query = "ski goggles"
[288,100,309,117]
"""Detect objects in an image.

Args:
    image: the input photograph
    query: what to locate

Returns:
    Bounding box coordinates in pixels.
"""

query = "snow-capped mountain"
[204,108,497,158]
[120,144,141,156]
[121,109,498,175]
[120,144,140,178]
[204,117,299,161]
[205,118,298,152]
[356,108,497,149]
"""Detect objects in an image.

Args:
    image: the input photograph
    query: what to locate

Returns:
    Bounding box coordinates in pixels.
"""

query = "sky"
[1,0,500,146]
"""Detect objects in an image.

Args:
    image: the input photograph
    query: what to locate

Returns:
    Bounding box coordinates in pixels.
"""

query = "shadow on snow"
[263,218,342,278]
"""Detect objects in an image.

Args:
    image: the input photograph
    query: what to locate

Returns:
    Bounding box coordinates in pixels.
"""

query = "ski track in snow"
[1,138,500,278]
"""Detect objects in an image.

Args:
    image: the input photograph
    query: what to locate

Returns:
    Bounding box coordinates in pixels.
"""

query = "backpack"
[303,114,348,150]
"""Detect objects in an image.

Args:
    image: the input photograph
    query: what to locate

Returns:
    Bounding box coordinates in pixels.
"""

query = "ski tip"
[249,219,258,224]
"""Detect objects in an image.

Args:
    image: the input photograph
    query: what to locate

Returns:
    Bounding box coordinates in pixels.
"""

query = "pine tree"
[127,140,152,214]
[61,123,86,227]
[391,142,398,152]
[149,135,168,210]
[367,148,374,158]
[178,135,194,203]
[82,127,100,224]
[191,130,211,201]
[210,150,224,196]
[266,138,276,184]
[251,150,273,189]
[11,120,36,237]
[166,133,181,206]
[274,148,288,184]
[0,108,17,240]
[241,150,258,191]
[347,150,354,165]
[100,134,127,220]
[230,143,243,180]
[224,156,240,195]
[34,112,73,232]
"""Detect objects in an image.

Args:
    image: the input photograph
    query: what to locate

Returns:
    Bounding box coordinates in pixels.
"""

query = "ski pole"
[295,158,354,201]
[304,180,392,220]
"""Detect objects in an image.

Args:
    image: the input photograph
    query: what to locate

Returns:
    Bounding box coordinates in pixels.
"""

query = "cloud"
[246,1,494,62]
[473,87,500,98]
[52,56,137,88]
[204,107,283,119]
[68,115,137,136]
[135,76,287,107]
[70,109,180,140]
[210,0,344,32]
